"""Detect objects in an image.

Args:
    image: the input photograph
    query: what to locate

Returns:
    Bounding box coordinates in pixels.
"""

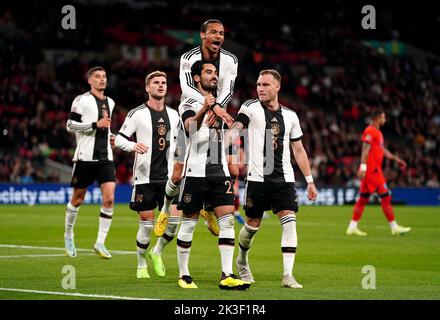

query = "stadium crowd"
[0,0,439,188]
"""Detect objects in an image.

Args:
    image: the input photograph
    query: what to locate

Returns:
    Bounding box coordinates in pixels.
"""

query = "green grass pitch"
[0,204,439,300]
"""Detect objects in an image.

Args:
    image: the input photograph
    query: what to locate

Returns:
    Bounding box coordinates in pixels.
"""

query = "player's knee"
[218,214,235,230]
[102,194,114,208]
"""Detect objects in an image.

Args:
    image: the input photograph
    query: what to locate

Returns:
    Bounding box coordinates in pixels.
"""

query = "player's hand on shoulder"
[134,143,148,154]
[97,116,111,128]
[307,182,318,201]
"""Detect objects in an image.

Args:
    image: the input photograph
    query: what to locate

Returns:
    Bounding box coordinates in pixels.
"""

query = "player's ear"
[200,31,205,40]
[193,74,200,83]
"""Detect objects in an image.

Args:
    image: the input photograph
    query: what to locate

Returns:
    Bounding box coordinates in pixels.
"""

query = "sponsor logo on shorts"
[246,198,253,208]
[72,176,78,184]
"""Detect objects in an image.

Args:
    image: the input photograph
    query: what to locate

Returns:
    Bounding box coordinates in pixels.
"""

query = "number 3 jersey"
[116,103,180,185]
[179,98,230,178]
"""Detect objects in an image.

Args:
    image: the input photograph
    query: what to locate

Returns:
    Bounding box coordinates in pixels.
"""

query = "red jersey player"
[346,110,411,236]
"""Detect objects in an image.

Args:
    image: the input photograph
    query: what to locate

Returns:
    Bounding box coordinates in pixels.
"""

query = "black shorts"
[129,183,166,212]
[244,181,298,218]
[177,176,235,214]
[70,161,115,189]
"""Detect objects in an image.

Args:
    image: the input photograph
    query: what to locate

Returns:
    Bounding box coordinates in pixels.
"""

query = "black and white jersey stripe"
[115,104,180,185]
[66,91,115,162]
[235,100,303,183]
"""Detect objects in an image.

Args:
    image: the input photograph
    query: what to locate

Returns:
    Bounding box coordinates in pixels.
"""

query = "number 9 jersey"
[116,103,180,185]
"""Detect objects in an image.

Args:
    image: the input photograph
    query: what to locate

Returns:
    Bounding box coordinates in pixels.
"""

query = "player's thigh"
[207,177,235,214]
[96,162,116,185]
[178,177,206,215]
[271,182,298,214]
[243,181,271,219]
[152,183,166,210]
[70,187,87,205]
[130,184,160,213]
[70,161,95,188]
[376,174,389,195]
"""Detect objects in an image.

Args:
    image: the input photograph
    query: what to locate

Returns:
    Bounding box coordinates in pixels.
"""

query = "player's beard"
[200,79,217,93]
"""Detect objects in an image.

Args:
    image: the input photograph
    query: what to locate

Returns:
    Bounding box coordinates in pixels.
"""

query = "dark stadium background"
[0,0,439,205]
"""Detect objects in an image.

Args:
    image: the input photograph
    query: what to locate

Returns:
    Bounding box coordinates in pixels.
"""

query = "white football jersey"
[66,91,115,162]
[235,99,303,183]
[179,47,238,108]
[178,98,230,178]
[115,103,180,185]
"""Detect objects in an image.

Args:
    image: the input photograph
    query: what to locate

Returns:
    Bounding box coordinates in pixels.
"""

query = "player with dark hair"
[346,110,411,236]
[175,60,250,290]
[155,18,238,239]
[64,66,116,259]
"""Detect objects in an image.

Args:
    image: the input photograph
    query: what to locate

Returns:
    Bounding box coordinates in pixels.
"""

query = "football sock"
[177,217,198,277]
[237,223,259,265]
[217,214,235,276]
[352,196,369,222]
[96,207,113,245]
[280,214,297,276]
[136,220,153,268]
[64,202,79,240]
[381,195,396,222]
[153,215,181,255]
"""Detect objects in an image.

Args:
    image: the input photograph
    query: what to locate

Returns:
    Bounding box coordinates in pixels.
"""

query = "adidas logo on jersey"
[158,118,165,123]
[272,117,278,122]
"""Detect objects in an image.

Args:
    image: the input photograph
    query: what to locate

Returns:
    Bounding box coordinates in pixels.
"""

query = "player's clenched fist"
[203,94,216,110]
[97,116,111,128]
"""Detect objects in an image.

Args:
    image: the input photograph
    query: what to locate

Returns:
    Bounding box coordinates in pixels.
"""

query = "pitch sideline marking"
[0,244,135,255]
[0,287,158,300]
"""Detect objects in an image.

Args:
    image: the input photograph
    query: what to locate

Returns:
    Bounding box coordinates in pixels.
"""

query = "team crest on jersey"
[136,194,144,203]
[158,124,167,136]
[246,198,254,208]
[183,193,192,204]
[271,123,280,135]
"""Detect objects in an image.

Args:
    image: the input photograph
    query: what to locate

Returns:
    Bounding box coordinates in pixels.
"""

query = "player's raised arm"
[179,54,205,104]
[182,94,215,132]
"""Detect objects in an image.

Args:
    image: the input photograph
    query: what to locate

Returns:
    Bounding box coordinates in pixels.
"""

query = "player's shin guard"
[64,202,79,240]
[380,194,396,222]
[96,207,113,245]
[217,214,235,276]
[177,217,198,277]
[154,216,181,254]
[280,214,297,276]
[136,220,153,268]
[237,223,259,265]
